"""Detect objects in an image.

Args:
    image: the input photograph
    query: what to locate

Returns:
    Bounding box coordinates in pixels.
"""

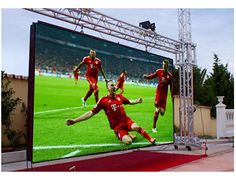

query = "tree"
[193,66,206,105]
[202,54,234,117]
[172,65,207,105]
[1,71,22,147]
[173,53,233,118]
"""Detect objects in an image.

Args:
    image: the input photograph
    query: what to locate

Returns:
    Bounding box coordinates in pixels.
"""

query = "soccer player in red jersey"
[73,66,80,85]
[74,49,107,107]
[66,80,156,145]
[115,70,127,94]
[143,59,173,133]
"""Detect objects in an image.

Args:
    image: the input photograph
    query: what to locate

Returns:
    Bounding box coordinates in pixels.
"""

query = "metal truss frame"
[174,9,202,151]
[24,8,182,54]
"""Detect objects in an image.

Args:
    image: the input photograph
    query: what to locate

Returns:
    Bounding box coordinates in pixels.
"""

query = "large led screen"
[29,21,174,162]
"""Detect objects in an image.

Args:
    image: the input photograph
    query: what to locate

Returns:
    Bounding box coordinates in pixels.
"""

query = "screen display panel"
[30,21,174,162]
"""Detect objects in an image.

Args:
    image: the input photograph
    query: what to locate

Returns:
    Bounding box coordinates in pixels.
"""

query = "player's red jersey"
[117,73,126,89]
[82,56,102,79]
[91,94,132,129]
[146,69,172,99]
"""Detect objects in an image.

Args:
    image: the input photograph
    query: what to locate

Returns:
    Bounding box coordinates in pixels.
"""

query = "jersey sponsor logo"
[111,104,118,111]
[111,103,122,111]
[161,77,166,82]
[90,64,94,69]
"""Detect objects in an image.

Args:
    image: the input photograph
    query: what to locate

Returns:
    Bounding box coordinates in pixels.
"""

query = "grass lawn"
[32,75,174,162]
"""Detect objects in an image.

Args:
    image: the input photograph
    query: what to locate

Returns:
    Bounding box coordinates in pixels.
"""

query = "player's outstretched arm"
[66,111,95,126]
[143,70,158,80]
[128,98,143,105]
[100,67,108,82]
[74,61,84,72]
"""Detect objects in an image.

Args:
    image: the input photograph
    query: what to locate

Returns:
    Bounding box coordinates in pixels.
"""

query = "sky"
[1,7,234,77]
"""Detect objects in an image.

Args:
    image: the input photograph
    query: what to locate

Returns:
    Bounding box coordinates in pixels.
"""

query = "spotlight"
[150,23,156,32]
[139,21,151,30]
[139,21,156,32]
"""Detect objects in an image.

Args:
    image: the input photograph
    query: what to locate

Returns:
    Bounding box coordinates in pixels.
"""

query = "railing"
[224,109,234,137]
[216,96,234,139]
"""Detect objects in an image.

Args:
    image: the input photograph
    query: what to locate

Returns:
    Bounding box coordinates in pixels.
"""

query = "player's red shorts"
[154,93,167,110]
[113,118,134,140]
[116,82,124,90]
[87,76,98,90]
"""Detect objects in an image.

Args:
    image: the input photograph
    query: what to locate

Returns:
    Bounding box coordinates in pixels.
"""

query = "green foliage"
[211,54,227,95]
[173,54,234,117]
[3,129,23,147]
[193,66,206,105]
[2,73,19,127]
[1,71,22,147]
[1,71,21,127]
[172,66,207,105]
[203,54,234,116]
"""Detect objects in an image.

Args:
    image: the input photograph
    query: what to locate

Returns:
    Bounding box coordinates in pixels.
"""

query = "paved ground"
[1,139,234,172]
[163,141,234,171]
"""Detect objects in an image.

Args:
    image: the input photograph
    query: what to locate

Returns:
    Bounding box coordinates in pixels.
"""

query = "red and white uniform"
[73,70,79,80]
[116,73,126,90]
[146,69,172,110]
[91,94,134,140]
[82,56,102,90]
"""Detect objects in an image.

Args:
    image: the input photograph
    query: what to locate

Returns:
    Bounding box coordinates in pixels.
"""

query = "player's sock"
[94,90,99,103]
[153,111,159,129]
[84,89,93,101]
[81,97,86,107]
[154,111,159,118]
[138,127,152,142]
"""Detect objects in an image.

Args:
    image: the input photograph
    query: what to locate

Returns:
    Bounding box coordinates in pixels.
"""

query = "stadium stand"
[35,22,173,84]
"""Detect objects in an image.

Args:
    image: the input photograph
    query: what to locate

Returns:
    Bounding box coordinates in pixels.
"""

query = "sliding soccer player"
[74,49,107,107]
[143,59,173,133]
[66,80,156,145]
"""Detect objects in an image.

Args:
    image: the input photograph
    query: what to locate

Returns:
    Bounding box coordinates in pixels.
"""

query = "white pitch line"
[34,143,124,150]
[61,149,81,158]
[34,97,154,115]
[33,143,148,150]
[34,105,94,115]
[33,142,171,150]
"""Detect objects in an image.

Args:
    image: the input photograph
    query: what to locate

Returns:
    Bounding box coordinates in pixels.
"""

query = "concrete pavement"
[1,139,234,172]
[163,141,234,171]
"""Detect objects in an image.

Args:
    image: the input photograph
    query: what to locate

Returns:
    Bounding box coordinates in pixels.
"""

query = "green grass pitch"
[33,75,173,162]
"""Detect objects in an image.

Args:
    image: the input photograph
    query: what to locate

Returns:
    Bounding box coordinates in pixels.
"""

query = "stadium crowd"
[35,24,173,85]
